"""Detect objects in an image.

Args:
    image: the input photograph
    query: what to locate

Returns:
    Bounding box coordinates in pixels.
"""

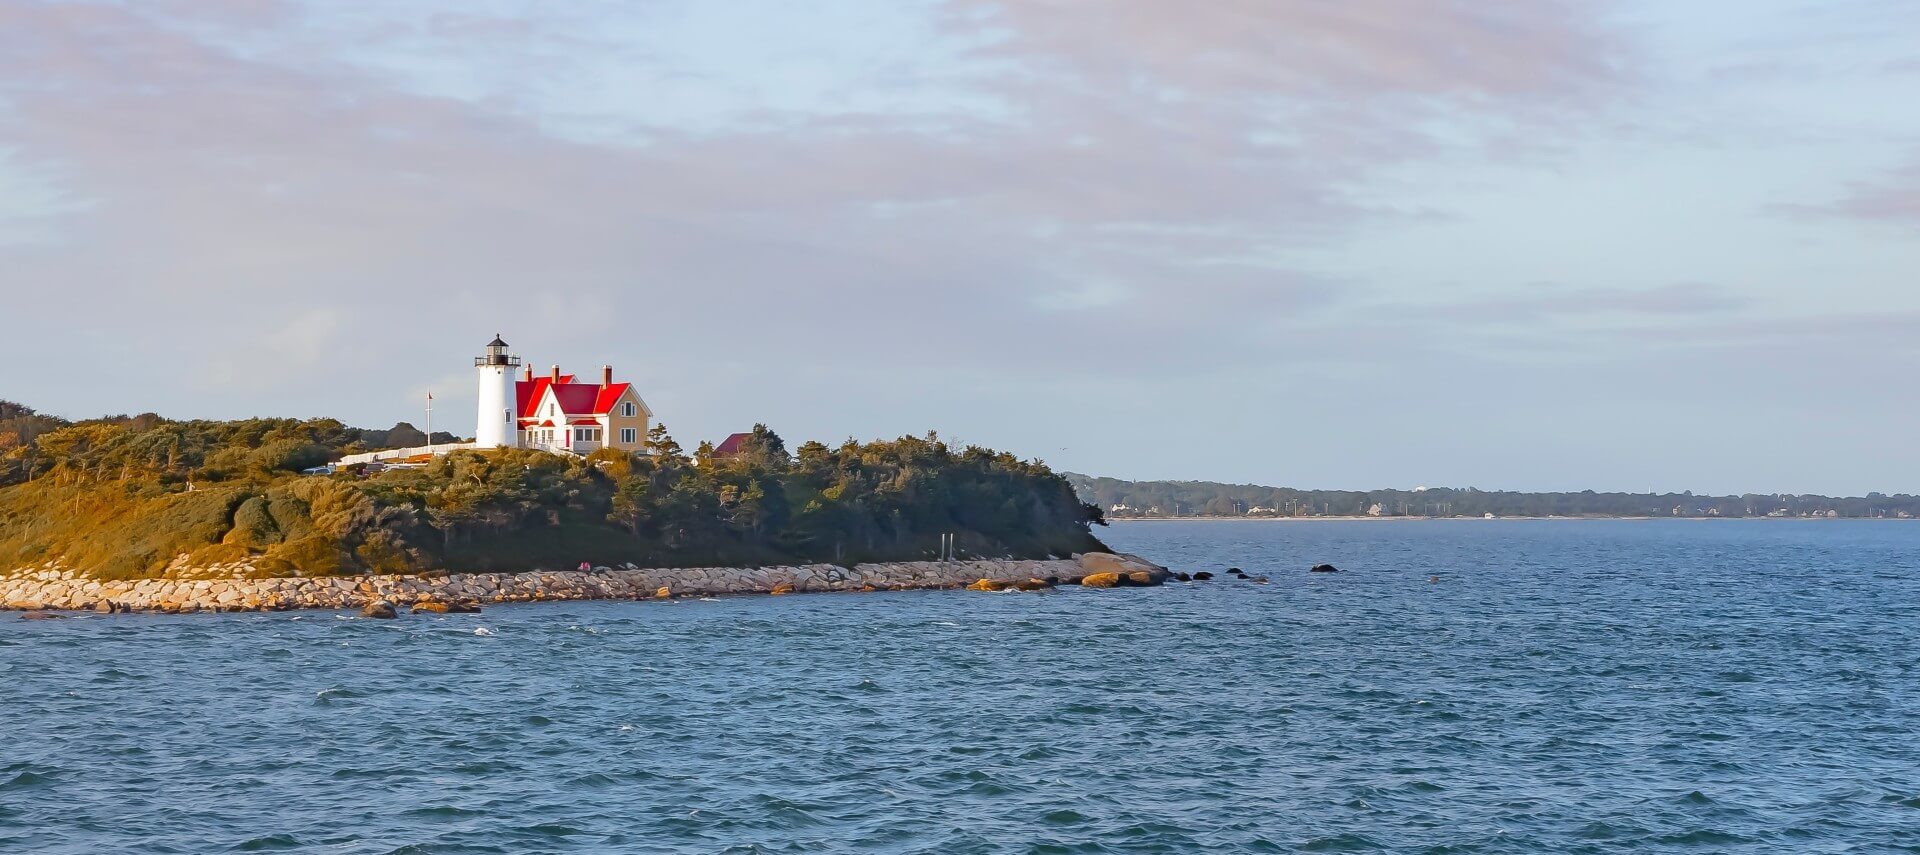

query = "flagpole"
[425,389,433,455]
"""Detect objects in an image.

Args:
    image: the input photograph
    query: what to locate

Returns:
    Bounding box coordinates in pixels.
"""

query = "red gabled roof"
[515,375,576,414]
[518,377,638,418]
[712,432,751,457]
[592,383,633,414]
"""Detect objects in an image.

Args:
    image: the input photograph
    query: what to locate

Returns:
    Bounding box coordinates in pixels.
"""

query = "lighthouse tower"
[474,334,521,448]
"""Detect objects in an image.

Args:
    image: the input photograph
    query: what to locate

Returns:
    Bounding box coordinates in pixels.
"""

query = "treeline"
[1,401,453,480]
[0,401,1104,579]
[1067,474,1920,520]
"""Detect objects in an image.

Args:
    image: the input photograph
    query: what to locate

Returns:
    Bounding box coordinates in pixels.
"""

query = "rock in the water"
[360,600,398,619]
[94,600,116,614]
[967,578,1012,592]
[654,586,673,599]
[1078,552,1171,586]
[1080,572,1123,588]
[1013,578,1054,591]
[446,600,483,614]
[20,611,64,620]
[1193,571,1214,581]
[410,601,450,614]
[770,583,796,596]
[1125,570,1161,587]
[1310,564,1340,573]
[1173,572,1192,582]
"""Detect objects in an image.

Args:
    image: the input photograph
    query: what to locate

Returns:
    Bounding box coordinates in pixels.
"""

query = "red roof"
[516,378,634,418]
[514,376,576,414]
[712,432,751,457]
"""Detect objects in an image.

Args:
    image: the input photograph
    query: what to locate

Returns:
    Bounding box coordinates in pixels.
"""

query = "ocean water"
[4,519,1920,853]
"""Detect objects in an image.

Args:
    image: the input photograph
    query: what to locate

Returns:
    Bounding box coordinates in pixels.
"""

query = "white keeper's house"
[336,335,653,466]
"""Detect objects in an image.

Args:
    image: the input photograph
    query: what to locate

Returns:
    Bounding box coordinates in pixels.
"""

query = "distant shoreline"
[1107,515,1910,522]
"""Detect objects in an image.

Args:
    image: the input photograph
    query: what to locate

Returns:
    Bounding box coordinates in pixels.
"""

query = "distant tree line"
[1067,474,1920,520]
[0,401,1105,579]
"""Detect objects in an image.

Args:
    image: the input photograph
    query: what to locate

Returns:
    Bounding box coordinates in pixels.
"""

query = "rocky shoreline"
[1,552,1170,615]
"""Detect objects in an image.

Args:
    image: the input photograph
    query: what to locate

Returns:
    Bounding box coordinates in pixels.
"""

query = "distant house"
[710,432,752,460]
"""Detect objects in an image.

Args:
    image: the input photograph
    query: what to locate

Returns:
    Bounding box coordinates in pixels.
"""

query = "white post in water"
[474,334,521,448]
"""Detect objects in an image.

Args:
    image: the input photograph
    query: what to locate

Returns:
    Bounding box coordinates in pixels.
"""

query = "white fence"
[334,442,479,467]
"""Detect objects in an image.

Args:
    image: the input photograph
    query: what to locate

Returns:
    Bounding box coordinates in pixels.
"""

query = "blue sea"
[5,519,1920,853]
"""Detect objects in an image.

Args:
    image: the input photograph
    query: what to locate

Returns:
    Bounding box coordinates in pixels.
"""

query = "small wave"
[473,627,495,636]
[313,687,360,706]
[229,833,300,851]
[1301,833,1383,852]
[1,769,58,791]
[402,806,483,819]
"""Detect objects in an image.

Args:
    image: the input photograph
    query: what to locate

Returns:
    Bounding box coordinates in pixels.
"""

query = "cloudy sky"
[3,0,1918,495]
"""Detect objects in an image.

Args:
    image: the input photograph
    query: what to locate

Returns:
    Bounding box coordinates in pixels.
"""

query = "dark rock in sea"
[411,601,450,614]
[94,600,116,614]
[1228,567,1243,574]
[1251,576,1270,584]
[1310,564,1340,573]
[1174,572,1192,582]
[447,600,483,614]
[20,611,65,620]
[1013,578,1054,591]
[360,600,398,619]
[1193,571,1214,581]
[1078,552,1172,586]
[967,578,1012,592]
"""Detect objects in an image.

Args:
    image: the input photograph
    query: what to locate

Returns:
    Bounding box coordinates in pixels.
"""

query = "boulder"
[1078,552,1171,586]
[446,600,484,614]
[1310,564,1340,573]
[360,600,398,619]
[1173,572,1192,582]
[19,611,64,620]
[1080,572,1123,589]
[967,578,1012,592]
[411,601,450,614]
[770,583,796,596]
[94,600,117,614]
[1125,570,1162,587]
[1192,571,1214,581]
[1013,578,1054,591]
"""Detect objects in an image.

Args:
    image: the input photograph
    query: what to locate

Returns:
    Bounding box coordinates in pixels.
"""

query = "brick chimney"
[601,365,613,388]
[522,364,533,382]
[550,364,561,383]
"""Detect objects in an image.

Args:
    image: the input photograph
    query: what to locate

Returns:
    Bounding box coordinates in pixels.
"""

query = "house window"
[503,408,511,423]
[620,428,637,444]
[621,402,636,417]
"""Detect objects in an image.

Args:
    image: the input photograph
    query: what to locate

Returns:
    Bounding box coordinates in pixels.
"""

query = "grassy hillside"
[0,406,1106,579]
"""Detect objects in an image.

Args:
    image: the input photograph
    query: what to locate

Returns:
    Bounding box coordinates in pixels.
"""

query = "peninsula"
[0,338,1158,612]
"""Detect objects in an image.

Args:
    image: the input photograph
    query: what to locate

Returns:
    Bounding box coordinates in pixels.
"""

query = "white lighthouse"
[474,334,520,448]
